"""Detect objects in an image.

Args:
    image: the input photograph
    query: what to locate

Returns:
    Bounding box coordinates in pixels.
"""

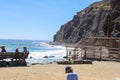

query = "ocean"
[0,39,66,63]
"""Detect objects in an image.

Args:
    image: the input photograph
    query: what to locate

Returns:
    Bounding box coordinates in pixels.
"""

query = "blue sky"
[0,0,101,41]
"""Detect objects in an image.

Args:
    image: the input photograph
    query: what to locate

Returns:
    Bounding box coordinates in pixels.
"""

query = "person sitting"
[14,48,20,61]
[65,66,78,80]
[15,48,19,52]
[23,47,28,52]
[1,46,6,52]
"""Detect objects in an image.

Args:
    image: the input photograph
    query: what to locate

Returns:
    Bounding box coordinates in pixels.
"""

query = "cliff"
[54,0,120,43]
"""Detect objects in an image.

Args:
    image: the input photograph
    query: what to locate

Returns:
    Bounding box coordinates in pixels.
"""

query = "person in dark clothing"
[23,47,28,52]
[14,48,20,61]
[1,46,6,52]
[15,48,19,52]
[65,66,78,80]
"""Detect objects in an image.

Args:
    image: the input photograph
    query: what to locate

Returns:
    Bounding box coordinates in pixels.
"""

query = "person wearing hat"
[65,66,78,80]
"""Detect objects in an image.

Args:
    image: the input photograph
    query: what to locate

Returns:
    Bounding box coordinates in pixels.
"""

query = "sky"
[0,0,101,41]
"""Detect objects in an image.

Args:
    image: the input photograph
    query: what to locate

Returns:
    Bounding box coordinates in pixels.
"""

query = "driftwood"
[0,52,29,67]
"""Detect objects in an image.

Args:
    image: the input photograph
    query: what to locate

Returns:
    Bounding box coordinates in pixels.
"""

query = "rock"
[54,0,120,43]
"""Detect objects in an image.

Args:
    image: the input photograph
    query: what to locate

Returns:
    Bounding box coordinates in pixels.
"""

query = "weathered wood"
[0,52,29,60]
[0,52,29,67]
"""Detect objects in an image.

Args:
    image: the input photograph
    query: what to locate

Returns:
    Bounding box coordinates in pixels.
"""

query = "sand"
[0,61,120,80]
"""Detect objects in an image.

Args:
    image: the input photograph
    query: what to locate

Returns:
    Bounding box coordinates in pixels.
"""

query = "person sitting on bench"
[0,46,6,52]
[23,47,28,52]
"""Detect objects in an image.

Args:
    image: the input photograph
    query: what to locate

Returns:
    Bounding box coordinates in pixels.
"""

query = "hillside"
[54,0,120,43]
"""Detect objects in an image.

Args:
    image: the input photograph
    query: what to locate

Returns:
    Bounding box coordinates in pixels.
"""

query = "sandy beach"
[0,61,120,80]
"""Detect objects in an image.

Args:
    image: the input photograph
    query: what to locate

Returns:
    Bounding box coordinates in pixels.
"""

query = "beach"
[0,61,120,80]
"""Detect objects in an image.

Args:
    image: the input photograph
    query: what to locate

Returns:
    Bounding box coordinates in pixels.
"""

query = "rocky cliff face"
[103,0,120,37]
[54,0,120,43]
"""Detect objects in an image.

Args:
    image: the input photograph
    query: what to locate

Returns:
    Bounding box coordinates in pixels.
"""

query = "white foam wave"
[26,45,66,63]
[39,42,51,47]
[29,49,66,58]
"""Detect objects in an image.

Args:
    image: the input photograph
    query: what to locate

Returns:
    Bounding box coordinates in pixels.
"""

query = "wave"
[26,45,66,63]
[0,39,67,63]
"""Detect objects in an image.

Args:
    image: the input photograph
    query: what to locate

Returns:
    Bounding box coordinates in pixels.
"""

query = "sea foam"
[26,45,66,63]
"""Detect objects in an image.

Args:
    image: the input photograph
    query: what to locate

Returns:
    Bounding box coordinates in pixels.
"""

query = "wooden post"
[73,48,76,60]
[100,47,102,61]
[81,49,83,60]
[119,38,120,62]
[84,47,87,59]
[66,46,68,58]
[93,47,95,58]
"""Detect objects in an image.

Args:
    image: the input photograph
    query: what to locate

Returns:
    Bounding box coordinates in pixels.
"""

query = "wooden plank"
[0,52,29,60]
[109,51,119,53]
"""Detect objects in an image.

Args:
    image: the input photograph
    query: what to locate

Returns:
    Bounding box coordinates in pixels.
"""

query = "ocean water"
[0,39,66,63]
